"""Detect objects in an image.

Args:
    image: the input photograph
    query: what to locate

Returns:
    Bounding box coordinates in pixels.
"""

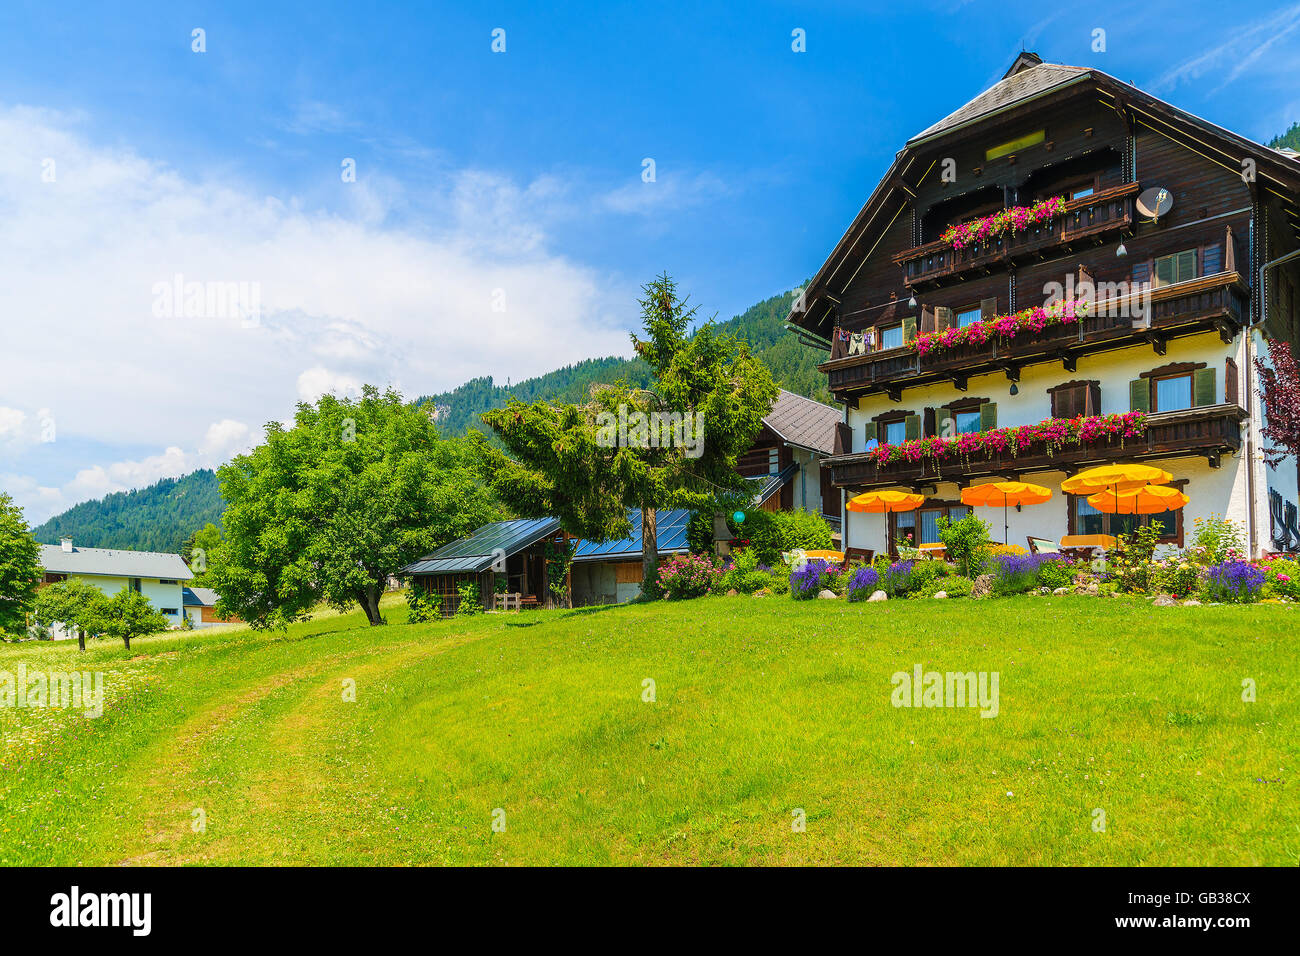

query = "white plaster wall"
[842,330,1258,555]
[46,573,185,639]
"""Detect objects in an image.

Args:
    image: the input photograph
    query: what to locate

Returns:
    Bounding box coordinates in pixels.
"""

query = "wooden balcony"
[894,182,1140,289]
[827,404,1247,491]
[821,272,1249,401]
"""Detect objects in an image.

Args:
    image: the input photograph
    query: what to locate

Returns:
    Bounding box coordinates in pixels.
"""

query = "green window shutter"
[1129,378,1151,413]
[935,408,953,438]
[904,414,921,441]
[935,306,953,330]
[902,315,918,344]
[1193,367,1216,406]
[1154,255,1174,288]
[980,297,998,320]
[1176,249,1196,283]
[979,402,997,431]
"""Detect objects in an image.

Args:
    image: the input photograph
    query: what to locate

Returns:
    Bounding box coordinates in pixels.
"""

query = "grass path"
[2,594,1297,865]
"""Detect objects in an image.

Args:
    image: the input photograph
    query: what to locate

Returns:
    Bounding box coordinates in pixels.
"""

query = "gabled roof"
[762,389,840,455]
[38,544,193,581]
[787,52,1300,341]
[183,587,221,607]
[572,508,692,563]
[401,517,561,575]
[909,60,1089,144]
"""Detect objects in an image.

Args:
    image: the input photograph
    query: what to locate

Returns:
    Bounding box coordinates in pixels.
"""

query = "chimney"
[60,536,73,553]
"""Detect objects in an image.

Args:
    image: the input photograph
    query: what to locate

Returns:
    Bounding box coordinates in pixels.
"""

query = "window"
[955,305,982,328]
[884,420,907,445]
[1153,373,1193,412]
[160,607,179,616]
[1071,491,1183,544]
[893,503,972,549]
[879,324,904,350]
[159,579,178,585]
[954,410,982,434]
[1069,184,1095,199]
[1153,249,1197,287]
[129,578,141,594]
[985,129,1045,163]
[1049,380,1100,419]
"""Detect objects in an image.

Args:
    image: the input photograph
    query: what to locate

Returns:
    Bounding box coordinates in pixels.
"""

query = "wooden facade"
[788,53,1300,556]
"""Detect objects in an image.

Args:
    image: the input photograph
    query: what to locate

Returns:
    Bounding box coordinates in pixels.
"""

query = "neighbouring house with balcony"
[738,389,844,539]
[787,52,1300,558]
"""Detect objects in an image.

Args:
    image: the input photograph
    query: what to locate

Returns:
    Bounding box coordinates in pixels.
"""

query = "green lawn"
[1,593,1295,865]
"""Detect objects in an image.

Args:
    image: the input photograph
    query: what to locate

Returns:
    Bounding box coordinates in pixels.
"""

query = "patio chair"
[1026,536,1061,555]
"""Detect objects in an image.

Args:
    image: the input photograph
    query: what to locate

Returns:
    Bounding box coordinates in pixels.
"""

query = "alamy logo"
[0,664,103,718]
[50,886,151,936]
[891,664,999,717]
[595,404,704,458]
[151,272,262,327]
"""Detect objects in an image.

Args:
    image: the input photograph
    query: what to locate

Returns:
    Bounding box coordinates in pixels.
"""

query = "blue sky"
[2,0,1299,525]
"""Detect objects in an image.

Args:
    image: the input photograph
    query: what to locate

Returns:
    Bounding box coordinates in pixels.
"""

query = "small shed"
[403,517,565,614]
[570,508,692,606]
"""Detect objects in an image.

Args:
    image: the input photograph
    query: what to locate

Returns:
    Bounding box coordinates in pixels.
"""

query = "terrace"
[826,403,1247,490]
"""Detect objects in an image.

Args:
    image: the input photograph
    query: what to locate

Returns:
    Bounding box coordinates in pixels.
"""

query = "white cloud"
[0,103,638,523]
[296,368,363,403]
[1151,4,1300,94]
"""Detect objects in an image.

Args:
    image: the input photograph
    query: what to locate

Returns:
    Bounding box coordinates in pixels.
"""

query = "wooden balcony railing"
[894,182,1140,288]
[827,404,1247,490]
[820,272,1249,399]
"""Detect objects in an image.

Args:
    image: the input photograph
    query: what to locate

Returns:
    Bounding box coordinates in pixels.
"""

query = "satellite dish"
[1136,187,1173,223]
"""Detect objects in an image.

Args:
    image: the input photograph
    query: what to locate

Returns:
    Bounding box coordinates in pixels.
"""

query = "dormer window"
[879,324,904,350]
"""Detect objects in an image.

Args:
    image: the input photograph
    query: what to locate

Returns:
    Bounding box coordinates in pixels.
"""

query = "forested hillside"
[416,285,831,430]
[1270,122,1300,152]
[31,470,223,553]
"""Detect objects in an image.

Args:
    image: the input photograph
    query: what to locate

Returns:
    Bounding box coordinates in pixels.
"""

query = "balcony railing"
[820,272,1249,399]
[827,404,1247,490]
[894,182,1140,288]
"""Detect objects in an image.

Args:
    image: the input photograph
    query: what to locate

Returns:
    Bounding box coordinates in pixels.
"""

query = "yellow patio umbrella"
[960,481,1053,545]
[846,490,925,557]
[1060,463,1172,495]
[1086,483,1189,515]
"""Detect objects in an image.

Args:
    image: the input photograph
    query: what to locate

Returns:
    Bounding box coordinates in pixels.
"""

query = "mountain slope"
[31,470,223,554]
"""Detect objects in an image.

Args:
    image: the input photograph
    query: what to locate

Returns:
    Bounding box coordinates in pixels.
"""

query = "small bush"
[406,586,442,622]
[790,559,835,600]
[941,575,974,598]
[1202,560,1265,603]
[1152,561,1201,598]
[1036,558,1074,591]
[881,560,917,597]
[734,510,834,565]
[992,553,1055,595]
[737,569,771,594]
[846,565,880,602]
[455,581,483,616]
[657,553,724,600]
[938,513,992,577]
[1264,558,1300,599]
[1190,515,1246,565]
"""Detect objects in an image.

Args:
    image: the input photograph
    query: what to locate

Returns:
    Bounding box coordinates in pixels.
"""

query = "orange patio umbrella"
[846,490,925,557]
[960,481,1052,545]
[1086,483,1189,515]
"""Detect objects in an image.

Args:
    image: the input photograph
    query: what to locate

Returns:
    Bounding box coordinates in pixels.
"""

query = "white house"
[38,537,194,636]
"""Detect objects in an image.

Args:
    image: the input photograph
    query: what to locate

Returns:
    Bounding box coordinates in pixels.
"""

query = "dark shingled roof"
[909,60,1090,144]
[762,389,841,455]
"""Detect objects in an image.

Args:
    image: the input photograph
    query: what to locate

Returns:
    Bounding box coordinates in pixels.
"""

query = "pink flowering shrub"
[656,552,724,600]
[866,412,1148,470]
[940,195,1067,250]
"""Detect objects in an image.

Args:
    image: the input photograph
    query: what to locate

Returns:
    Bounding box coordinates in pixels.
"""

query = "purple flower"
[790,559,834,599]
[847,566,879,601]
[1206,561,1264,602]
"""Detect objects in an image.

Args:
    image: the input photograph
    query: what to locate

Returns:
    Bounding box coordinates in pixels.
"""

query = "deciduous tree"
[0,492,43,639]
[1257,338,1300,467]
[211,386,502,628]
